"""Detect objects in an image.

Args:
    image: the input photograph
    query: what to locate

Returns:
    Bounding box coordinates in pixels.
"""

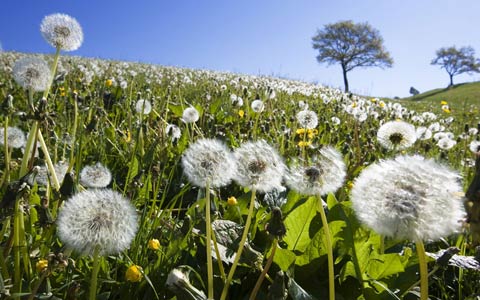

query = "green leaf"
[168,103,184,117]
[273,247,296,271]
[283,196,317,252]
[367,253,405,280]
[288,277,318,300]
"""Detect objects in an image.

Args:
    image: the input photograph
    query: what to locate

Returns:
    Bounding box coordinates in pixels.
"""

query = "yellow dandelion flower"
[298,140,312,147]
[106,79,113,87]
[36,259,48,272]
[296,128,306,135]
[351,102,357,108]
[227,196,237,206]
[371,98,378,103]
[238,110,245,118]
[379,101,385,108]
[441,100,448,105]
[307,128,318,139]
[124,130,131,143]
[347,181,354,189]
[148,239,160,250]
[126,265,143,282]
[443,108,451,114]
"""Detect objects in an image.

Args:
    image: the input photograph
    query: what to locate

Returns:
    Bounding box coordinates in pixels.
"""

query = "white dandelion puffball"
[377,120,417,150]
[181,139,235,188]
[32,161,69,186]
[57,189,138,255]
[13,57,51,91]
[437,137,457,150]
[330,117,341,126]
[351,155,465,241]
[251,99,264,113]
[296,109,318,129]
[233,140,286,193]
[182,107,199,123]
[0,126,26,149]
[166,124,182,141]
[80,162,112,188]
[469,140,480,153]
[40,13,83,51]
[416,126,432,141]
[286,146,346,196]
[135,99,152,114]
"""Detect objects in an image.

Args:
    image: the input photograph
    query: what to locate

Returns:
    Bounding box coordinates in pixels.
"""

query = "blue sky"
[1,0,480,98]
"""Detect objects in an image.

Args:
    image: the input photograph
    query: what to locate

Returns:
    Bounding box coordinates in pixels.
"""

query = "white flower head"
[13,57,51,91]
[57,189,138,255]
[40,13,83,51]
[33,161,69,186]
[166,124,182,142]
[469,140,480,153]
[416,126,432,141]
[233,140,286,193]
[286,146,346,195]
[80,162,112,188]
[377,120,416,150]
[468,128,478,136]
[437,137,457,150]
[182,107,199,123]
[181,139,236,188]
[351,155,465,241]
[296,110,318,129]
[0,126,26,149]
[330,117,341,126]
[135,99,152,115]
[251,99,264,113]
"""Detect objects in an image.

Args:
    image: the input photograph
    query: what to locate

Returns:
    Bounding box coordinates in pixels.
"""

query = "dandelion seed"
[80,162,112,188]
[32,161,69,186]
[233,140,285,193]
[56,189,138,255]
[13,57,51,91]
[351,155,465,241]
[286,146,346,196]
[296,110,318,129]
[437,137,457,150]
[135,99,152,115]
[40,13,83,51]
[251,99,264,113]
[181,107,199,123]
[181,139,235,188]
[377,120,416,150]
[0,126,26,149]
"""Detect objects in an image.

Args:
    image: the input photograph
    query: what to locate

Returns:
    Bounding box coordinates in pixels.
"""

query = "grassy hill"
[396,81,480,120]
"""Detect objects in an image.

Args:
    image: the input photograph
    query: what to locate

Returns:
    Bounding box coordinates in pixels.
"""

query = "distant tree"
[431,46,480,87]
[312,20,393,93]
[409,86,419,96]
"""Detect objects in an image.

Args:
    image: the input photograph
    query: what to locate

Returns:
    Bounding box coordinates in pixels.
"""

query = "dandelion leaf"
[283,196,317,252]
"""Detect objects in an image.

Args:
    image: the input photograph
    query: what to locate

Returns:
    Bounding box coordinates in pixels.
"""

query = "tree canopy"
[312,20,393,92]
[431,46,480,87]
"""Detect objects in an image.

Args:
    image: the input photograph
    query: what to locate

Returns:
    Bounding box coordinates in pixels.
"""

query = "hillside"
[396,81,480,120]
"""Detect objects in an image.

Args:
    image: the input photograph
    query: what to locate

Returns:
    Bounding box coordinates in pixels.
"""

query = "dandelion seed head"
[40,13,83,51]
[0,126,26,149]
[181,139,235,188]
[286,146,346,195]
[296,110,318,129]
[56,189,138,255]
[80,162,112,188]
[166,124,181,142]
[351,155,465,241]
[32,161,69,186]
[251,99,264,113]
[13,57,51,91]
[377,120,416,150]
[181,107,199,123]
[469,140,480,153]
[437,137,457,150]
[416,126,432,140]
[135,99,152,115]
[233,140,285,193]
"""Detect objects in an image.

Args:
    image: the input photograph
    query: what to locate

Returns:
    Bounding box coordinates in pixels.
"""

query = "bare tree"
[431,46,480,87]
[312,20,393,93]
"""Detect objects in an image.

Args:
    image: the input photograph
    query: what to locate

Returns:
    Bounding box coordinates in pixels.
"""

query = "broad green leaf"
[367,253,405,280]
[168,103,184,117]
[283,196,317,252]
[273,247,296,271]
[288,278,318,300]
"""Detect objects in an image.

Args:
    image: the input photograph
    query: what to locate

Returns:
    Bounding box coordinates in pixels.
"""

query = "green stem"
[37,130,60,190]
[19,122,38,177]
[211,230,226,281]
[42,47,61,100]
[13,199,22,299]
[415,240,428,300]
[89,247,101,300]
[249,238,278,300]
[3,116,10,184]
[205,181,214,300]
[317,197,335,300]
[68,98,78,173]
[220,189,257,300]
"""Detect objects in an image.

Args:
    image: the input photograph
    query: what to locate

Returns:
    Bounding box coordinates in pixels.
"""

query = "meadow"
[1,14,480,300]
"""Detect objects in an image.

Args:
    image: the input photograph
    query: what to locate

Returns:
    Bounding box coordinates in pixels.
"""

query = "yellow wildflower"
[296,128,306,135]
[443,108,451,114]
[371,98,378,103]
[347,181,354,189]
[307,129,318,139]
[126,265,143,282]
[379,101,385,108]
[124,130,131,143]
[238,110,245,118]
[106,79,113,87]
[441,100,448,105]
[298,140,312,147]
[148,239,160,250]
[227,196,237,206]
[36,259,48,272]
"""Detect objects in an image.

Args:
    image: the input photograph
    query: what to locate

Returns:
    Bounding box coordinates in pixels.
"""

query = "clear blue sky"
[1,0,480,98]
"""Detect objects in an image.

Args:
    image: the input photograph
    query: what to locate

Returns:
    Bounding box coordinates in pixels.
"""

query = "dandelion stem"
[317,196,335,300]
[415,240,428,300]
[38,130,60,190]
[211,231,226,281]
[249,238,278,300]
[68,96,79,173]
[42,47,61,100]
[205,181,214,300]
[220,189,257,300]
[89,247,101,300]
[3,116,10,184]
[13,198,22,300]
[19,121,38,177]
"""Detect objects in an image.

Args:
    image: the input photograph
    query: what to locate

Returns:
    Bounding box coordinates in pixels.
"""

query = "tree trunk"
[342,65,349,93]
[449,74,454,87]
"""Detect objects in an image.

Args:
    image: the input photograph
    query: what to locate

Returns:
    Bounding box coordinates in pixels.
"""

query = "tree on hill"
[312,20,393,93]
[431,46,480,87]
